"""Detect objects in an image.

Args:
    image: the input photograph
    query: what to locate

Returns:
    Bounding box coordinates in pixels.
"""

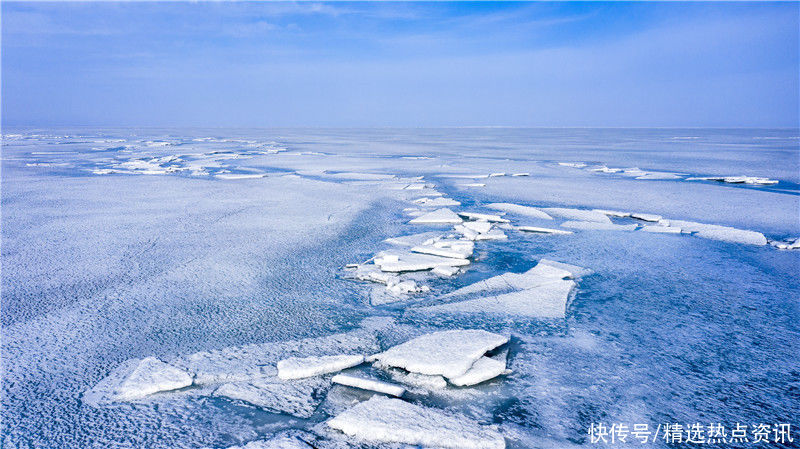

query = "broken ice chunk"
[631,213,663,222]
[667,220,767,245]
[485,203,553,220]
[448,356,510,387]
[541,207,612,223]
[558,162,587,168]
[635,172,682,180]
[331,374,405,397]
[458,212,510,223]
[113,357,193,401]
[461,183,486,187]
[463,220,494,234]
[327,396,505,449]
[409,208,463,224]
[489,172,506,177]
[374,252,470,272]
[413,197,461,207]
[384,232,441,247]
[385,369,448,390]
[474,229,508,241]
[214,377,326,418]
[369,330,508,379]
[511,172,530,177]
[411,244,471,260]
[593,209,631,218]
[770,237,800,250]
[641,225,682,234]
[277,355,365,380]
[561,221,638,231]
[420,280,576,319]
[517,226,573,235]
[432,265,461,277]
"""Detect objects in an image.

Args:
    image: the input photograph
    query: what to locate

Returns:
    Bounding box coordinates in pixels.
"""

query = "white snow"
[461,183,487,187]
[666,219,768,245]
[561,221,638,231]
[327,396,506,449]
[485,203,553,220]
[409,208,463,224]
[214,377,326,418]
[370,329,509,379]
[517,226,573,235]
[448,355,510,387]
[541,207,612,223]
[277,355,365,380]
[331,374,406,397]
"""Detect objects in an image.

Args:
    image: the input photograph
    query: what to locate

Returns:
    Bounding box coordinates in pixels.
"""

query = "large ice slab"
[541,207,612,223]
[331,373,406,397]
[485,203,553,220]
[384,231,441,247]
[370,329,509,379]
[666,219,768,245]
[84,357,193,405]
[561,221,638,231]
[448,355,509,387]
[327,396,506,449]
[441,259,587,299]
[420,279,576,319]
[214,377,326,418]
[374,252,470,272]
[277,355,365,380]
[173,323,384,385]
[517,226,573,235]
[409,208,463,224]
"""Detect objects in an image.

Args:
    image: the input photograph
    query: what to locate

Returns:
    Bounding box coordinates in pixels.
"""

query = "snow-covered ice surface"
[2,128,799,448]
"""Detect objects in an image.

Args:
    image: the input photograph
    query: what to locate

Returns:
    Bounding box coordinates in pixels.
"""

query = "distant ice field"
[2,128,798,448]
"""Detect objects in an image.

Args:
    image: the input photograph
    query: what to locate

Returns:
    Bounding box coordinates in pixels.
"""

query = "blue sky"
[2,2,798,128]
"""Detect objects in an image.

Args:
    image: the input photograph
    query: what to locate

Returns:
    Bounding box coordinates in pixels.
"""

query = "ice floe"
[215,173,267,180]
[370,329,508,379]
[664,219,768,245]
[413,197,461,207]
[214,377,326,418]
[687,175,779,185]
[541,207,612,223]
[770,237,800,250]
[327,396,505,449]
[561,221,638,232]
[277,355,365,380]
[631,212,662,222]
[458,212,510,223]
[448,354,510,387]
[485,203,553,220]
[409,208,463,224]
[411,240,474,259]
[384,231,440,247]
[374,252,470,272]
[641,225,682,234]
[517,226,573,235]
[593,209,631,218]
[84,358,192,406]
[331,374,405,397]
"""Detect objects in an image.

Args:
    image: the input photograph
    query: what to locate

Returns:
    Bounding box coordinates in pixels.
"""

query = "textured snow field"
[2,128,799,448]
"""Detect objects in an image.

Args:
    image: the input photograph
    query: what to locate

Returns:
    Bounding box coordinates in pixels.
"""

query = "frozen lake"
[2,128,798,448]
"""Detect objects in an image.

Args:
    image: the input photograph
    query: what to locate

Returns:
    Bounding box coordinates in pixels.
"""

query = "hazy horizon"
[2,2,798,128]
